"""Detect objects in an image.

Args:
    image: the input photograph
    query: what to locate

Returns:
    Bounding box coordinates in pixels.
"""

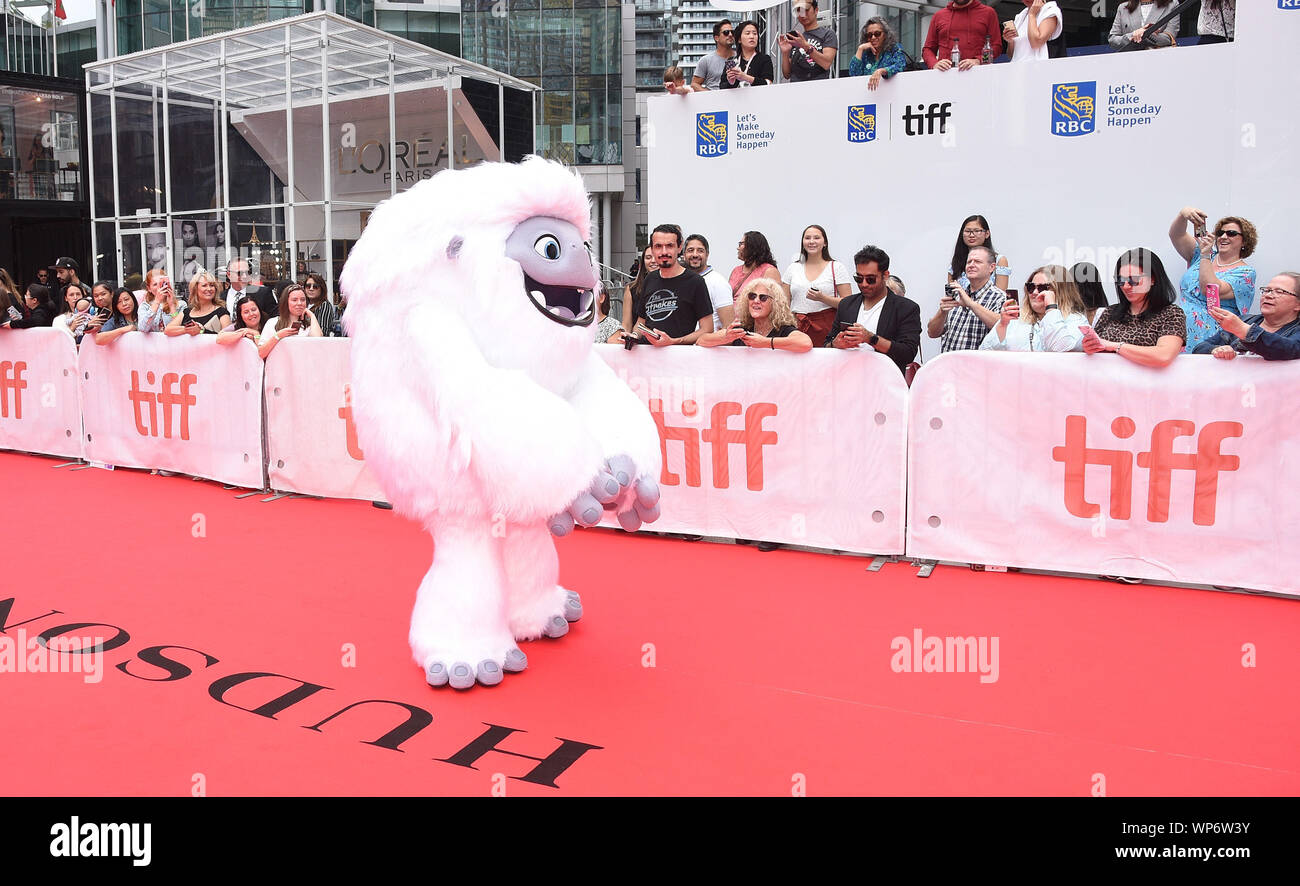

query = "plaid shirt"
[941,279,1006,353]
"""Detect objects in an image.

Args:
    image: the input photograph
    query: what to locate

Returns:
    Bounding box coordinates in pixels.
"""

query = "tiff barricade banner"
[0,328,83,460]
[596,345,909,555]
[78,333,265,489]
[263,337,386,502]
[907,352,1299,597]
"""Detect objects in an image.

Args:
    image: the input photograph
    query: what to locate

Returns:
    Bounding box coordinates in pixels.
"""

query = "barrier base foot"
[234,490,263,499]
[915,561,937,578]
[69,465,95,472]
[868,556,894,572]
[261,493,293,503]
[372,501,393,510]
[51,462,80,469]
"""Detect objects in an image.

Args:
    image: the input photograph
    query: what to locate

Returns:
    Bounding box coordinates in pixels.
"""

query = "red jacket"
[922,1,1002,68]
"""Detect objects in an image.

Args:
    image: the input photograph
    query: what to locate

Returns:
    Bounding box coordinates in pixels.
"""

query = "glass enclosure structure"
[0,78,83,201]
[86,10,534,296]
[460,0,622,167]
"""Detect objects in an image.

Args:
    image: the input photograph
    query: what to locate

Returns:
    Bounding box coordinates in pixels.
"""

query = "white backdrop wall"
[647,3,1300,361]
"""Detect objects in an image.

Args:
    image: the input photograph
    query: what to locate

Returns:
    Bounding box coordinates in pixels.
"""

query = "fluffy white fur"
[340,156,661,682]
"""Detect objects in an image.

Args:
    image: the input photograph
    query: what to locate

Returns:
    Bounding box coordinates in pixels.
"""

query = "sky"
[10,0,97,26]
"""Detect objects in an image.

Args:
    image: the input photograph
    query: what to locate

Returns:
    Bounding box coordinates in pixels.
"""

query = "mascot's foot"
[423,647,528,690]
[511,588,584,641]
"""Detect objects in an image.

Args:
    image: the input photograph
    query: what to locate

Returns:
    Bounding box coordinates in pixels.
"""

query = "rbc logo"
[847,105,876,143]
[1051,82,1096,137]
[1281,1,1300,9]
[696,112,727,157]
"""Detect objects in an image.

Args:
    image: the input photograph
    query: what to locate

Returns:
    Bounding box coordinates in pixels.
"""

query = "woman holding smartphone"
[167,271,230,336]
[782,224,851,348]
[1083,248,1185,368]
[5,283,55,328]
[613,245,655,344]
[981,265,1089,352]
[697,278,812,351]
[258,283,322,359]
[1169,206,1257,353]
[137,269,186,333]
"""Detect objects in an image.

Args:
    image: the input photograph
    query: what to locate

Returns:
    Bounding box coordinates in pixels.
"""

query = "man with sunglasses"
[1195,274,1300,361]
[827,245,921,375]
[692,20,736,91]
[223,256,278,321]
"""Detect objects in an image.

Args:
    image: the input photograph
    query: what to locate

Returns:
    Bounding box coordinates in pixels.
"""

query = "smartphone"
[724,58,738,71]
[97,306,112,319]
[1195,224,1207,238]
[1205,283,1221,312]
[1005,289,1018,301]
[1079,324,1099,340]
[635,323,660,339]
[786,30,800,39]
[291,320,302,331]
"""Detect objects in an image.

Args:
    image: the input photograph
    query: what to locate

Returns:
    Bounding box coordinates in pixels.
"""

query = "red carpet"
[2,450,1296,796]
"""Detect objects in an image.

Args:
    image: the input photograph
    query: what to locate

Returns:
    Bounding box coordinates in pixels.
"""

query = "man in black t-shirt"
[634,224,713,346]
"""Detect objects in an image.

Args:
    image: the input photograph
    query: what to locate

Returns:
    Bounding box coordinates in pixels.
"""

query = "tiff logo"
[649,399,777,490]
[128,370,198,440]
[0,360,27,418]
[1051,416,1243,526]
[339,383,364,460]
[902,102,952,136]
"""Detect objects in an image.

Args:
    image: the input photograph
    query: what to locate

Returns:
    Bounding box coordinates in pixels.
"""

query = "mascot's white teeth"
[525,278,596,328]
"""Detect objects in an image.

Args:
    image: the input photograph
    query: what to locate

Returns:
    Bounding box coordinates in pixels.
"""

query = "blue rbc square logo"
[1281,1,1300,10]
[696,112,728,157]
[1051,81,1097,137]
[847,105,877,143]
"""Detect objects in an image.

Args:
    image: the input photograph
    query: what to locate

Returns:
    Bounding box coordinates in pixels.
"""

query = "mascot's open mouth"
[525,274,596,327]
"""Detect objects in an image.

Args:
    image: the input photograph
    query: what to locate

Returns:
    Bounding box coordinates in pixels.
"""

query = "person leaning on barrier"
[217,295,267,346]
[1083,248,1185,367]
[611,244,655,344]
[167,271,230,337]
[258,283,322,359]
[849,16,908,89]
[3,283,55,328]
[923,0,1002,71]
[827,244,921,374]
[90,288,139,345]
[1195,274,1300,361]
[138,269,186,333]
[82,281,115,338]
[697,277,812,351]
[663,66,691,96]
[1108,0,1179,51]
[981,264,1089,352]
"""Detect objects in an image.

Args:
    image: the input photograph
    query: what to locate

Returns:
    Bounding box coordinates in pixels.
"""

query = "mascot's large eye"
[533,235,562,261]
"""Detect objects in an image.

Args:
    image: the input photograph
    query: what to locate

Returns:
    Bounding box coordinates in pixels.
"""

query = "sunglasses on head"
[852,274,879,284]
[1025,283,1054,294]
[747,293,771,302]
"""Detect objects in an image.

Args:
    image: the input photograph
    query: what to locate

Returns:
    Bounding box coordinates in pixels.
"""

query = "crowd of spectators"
[0,255,348,358]
[664,0,1237,96]
[605,204,1299,372]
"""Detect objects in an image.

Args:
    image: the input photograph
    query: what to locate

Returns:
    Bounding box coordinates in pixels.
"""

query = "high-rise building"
[460,0,635,278]
[633,0,670,91]
[672,0,723,81]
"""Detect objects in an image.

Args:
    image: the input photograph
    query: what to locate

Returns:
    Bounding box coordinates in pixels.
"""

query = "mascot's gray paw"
[616,477,662,532]
[548,470,619,536]
[542,615,570,639]
[564,589,583,622]
[425,649,526,688]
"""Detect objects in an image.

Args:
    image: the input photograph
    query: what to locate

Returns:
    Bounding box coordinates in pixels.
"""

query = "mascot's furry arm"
[341,156,661,690]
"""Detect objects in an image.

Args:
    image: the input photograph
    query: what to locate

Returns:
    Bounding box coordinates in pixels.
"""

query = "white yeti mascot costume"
[341,157,662,690]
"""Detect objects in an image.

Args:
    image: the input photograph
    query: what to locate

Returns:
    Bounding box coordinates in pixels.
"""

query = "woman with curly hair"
[848,16,907,89]
[1169,206,1258,352]
[697,277,812,352]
